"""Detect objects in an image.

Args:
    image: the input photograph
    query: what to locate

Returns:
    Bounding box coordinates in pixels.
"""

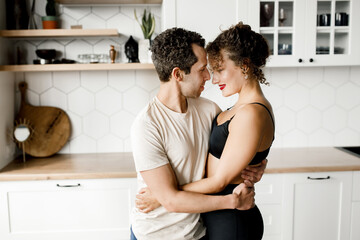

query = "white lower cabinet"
[257,171,355,240]
[282,171,352,240]
[351,171,360,240]
[256,173,284,240]
[0,178,137,240]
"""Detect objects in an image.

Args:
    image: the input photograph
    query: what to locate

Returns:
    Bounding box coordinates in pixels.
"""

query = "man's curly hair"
[151,28,205,82]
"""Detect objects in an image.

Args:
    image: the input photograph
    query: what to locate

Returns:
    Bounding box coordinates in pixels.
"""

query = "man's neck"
[157,81,188,113]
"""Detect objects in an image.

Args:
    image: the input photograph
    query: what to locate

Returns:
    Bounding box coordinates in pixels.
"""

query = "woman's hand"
[240,159,267,183]
[135,187,161,213]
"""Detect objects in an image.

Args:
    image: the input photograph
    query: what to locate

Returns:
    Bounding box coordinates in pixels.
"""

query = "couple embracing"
[131,22,275,240]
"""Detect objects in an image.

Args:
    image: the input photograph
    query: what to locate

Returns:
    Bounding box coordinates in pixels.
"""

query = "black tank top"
[208,102,275,165]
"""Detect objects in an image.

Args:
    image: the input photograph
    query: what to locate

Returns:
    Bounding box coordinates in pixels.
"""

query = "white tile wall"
[13,1,360,153]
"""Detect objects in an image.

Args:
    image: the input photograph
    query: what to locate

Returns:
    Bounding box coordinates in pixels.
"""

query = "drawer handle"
[56,183,81,188]
[307,176,330,180]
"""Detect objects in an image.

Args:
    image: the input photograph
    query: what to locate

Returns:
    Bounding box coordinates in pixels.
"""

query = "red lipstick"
[219,84,226,90]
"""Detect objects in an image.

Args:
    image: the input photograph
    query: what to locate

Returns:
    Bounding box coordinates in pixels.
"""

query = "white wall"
[11,0,360,154]
[0,0,16,169]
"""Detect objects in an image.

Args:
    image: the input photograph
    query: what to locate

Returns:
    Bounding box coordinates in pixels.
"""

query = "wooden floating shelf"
[0,63,155,72]
[56,0,162,4]
[0,29,119,38]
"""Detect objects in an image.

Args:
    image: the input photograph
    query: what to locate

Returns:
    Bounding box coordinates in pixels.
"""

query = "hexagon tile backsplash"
[12,1,360,153]
[15,66,360,153]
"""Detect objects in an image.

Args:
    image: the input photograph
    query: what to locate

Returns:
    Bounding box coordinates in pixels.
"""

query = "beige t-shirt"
[131,96,221,240]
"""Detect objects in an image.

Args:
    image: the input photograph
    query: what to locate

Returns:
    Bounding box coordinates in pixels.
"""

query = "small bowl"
[35,49,56,60]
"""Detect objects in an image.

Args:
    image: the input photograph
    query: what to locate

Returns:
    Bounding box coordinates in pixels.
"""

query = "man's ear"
[172,67,184,82]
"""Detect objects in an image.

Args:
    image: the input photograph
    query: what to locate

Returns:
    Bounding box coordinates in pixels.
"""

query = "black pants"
[201,184,264,240]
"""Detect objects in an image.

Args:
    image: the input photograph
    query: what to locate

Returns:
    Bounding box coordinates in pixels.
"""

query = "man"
[130,28,266,240]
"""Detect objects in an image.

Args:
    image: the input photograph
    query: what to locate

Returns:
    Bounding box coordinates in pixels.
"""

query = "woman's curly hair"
[206,22,270,85]
[151,28,205,82]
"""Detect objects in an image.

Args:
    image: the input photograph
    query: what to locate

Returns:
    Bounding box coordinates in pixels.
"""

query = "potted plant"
[134,9,155,63]
[42,0,58,29]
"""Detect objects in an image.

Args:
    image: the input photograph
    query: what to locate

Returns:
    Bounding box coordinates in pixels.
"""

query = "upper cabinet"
[164,0,360,67]
[55,0,162,4]
[245,0,360,67]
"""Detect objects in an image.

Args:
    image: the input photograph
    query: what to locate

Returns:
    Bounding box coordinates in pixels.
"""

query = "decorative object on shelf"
[260,2,274,27]
[135,9,155,63]
[318,14,331,26]
[335,12,348,26]
[12,118,34,163]
[279,8,286,26]
[28,0,37,29]
[278,43,292,55]
[35,49,57,64]
[109,45,117,63]
[125,35,139,63]
[15,81,71,158]
[5,0,29,30]
[42,0,58,29]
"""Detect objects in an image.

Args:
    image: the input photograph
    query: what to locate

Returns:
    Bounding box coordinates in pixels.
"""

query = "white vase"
[138,39,150,63]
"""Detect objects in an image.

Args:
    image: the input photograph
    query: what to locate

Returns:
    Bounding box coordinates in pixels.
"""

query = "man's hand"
[241,159,268,183]
[232,180,255,210]
[135,187,161,213]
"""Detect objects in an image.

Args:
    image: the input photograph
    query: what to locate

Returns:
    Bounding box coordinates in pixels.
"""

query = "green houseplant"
[134,9,155,40]
[42,0,58,29]
[134,9,155,63]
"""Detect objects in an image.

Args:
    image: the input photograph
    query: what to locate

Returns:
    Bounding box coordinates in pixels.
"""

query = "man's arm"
[140,163,254,213]
[241,159,268,183]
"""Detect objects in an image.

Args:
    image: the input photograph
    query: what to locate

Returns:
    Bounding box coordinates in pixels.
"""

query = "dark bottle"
[6,0,29,30]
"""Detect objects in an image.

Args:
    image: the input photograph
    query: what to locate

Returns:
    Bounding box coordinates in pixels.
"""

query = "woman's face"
[210,51,245,97]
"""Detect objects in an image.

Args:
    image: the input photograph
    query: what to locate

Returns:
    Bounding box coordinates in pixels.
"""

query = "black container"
[319,14,331,26]
[335,12,349,26]
[6,0,29,30]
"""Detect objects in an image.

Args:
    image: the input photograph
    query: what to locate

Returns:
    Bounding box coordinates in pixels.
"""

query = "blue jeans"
[130,226,137,240]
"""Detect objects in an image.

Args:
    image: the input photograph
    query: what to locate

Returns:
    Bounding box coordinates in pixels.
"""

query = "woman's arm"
[181,106,266,194]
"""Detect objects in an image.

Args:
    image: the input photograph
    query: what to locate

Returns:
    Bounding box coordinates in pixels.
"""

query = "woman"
[137,22,274,240]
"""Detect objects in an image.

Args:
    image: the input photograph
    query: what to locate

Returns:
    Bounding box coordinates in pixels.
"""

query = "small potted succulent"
[134,9,155,63]
[42,0,58,29]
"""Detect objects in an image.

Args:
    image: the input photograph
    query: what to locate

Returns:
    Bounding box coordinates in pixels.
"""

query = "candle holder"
[279,8,286,26]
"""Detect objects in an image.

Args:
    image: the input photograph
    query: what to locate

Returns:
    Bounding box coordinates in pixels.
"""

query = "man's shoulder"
[132,98,159,127]
[189,97,221,113]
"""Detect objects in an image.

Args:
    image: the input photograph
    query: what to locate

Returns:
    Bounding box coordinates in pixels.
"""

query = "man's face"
[180,44,210,98]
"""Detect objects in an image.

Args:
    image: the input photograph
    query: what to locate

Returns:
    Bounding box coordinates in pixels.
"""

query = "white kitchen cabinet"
[162,0,242,41]
[243,0,360,67]
[0,178,137,240]
[282,171,352,240]
[255,173,284,240]
[351,171,360,240]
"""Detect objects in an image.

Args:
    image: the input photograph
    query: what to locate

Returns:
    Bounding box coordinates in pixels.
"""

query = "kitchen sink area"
[337,146,360,157]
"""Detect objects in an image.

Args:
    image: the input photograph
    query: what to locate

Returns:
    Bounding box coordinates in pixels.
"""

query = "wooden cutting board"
[15,82,71,157]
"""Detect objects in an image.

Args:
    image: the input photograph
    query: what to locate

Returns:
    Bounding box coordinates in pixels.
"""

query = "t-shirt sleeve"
[131,116,169,172]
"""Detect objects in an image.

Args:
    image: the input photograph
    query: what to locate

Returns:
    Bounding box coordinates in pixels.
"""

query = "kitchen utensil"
[335,12,348,26]
[15,82,71,157]
[35,49,56,60]
[319,14,331,26]
[28,0,37,29]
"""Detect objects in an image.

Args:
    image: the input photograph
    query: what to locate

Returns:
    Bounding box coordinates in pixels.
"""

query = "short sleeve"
[131,115,169,172]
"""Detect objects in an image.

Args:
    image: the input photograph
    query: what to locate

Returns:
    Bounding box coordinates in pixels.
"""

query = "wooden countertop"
[0,147,359,181]
[0,152,136,181]
[266,147,360,173]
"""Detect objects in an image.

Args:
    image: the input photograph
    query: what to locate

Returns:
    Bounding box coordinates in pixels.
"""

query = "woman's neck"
[235,78,264,106]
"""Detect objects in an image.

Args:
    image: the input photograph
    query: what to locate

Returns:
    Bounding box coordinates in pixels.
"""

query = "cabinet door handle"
[56,183,81,188]
[309,58,314,62]
[298,58,303,63]
[307,176,330,180]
